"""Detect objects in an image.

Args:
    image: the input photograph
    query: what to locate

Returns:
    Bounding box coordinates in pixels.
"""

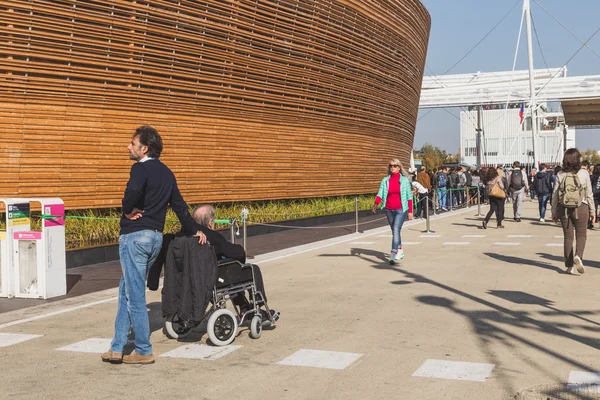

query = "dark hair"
[472,170,480,177]
[539,163,546,170]
[438,167,444,172]
[593,164,600,176]
[134,125,163,158]
[554,165,562,174]
[486,167,498,181]
[562,148,581,173]
[513,161,520,168]
[582,160,591,168]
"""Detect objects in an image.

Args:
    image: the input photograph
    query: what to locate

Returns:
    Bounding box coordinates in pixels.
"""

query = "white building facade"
[460,103,575,168]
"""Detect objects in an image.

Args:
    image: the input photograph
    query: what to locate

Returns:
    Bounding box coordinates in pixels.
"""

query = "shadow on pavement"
[484,252,565,274]
[349,249,600,397]
[537,252,600,270]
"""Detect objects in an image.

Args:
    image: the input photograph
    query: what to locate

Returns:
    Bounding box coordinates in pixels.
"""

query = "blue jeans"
[530,188,536,200]
[538,193,550,219]
[111,230,163,356]
[437,189,447,209]
[385,209,408,254]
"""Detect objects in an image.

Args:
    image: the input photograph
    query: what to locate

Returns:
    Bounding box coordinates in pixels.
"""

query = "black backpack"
[449,172,458,188]
[510,170,524,190]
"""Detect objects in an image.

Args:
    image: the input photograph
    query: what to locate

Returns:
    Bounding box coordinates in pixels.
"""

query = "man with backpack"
[448,167,459,207]
[434,166,448,211]
[534,164,553,222]
[507,161,528,222]
[551,148,595,275]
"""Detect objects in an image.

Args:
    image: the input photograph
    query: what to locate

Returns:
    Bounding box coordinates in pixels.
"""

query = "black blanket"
[161,236,217,323]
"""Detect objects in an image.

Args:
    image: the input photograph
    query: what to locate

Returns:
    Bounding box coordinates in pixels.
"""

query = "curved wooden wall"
[0,0,430,209]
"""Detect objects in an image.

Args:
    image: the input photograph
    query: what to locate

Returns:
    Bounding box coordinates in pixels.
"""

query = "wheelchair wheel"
[207,309,238,346]
[249,315,262,339]
[165,313,192,339]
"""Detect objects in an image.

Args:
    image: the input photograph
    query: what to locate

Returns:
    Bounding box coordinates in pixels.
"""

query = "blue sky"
[416,0,600,153]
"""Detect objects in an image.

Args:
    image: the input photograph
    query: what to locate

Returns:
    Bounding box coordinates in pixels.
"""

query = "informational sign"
[43,204,65,228]
[7,203,30,227]
[13,231,42,240]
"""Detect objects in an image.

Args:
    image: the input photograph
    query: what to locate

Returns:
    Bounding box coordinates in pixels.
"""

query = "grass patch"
[1,195,376,249]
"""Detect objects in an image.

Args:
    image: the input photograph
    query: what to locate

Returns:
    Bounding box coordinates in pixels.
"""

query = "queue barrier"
[0,198,66,299]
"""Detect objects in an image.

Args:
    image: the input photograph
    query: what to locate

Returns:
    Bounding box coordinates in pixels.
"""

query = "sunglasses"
[389,164,400,168]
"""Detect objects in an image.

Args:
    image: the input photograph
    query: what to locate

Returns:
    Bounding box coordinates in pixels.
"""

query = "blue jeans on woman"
[385,209,408,254]
[111,230,163,356]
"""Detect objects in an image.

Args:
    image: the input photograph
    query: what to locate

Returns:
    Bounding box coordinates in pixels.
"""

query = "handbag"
[489,181,506,199]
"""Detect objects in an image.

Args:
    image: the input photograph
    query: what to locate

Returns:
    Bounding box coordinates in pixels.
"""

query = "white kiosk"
[1,198,66,299]
[0,198,34,298]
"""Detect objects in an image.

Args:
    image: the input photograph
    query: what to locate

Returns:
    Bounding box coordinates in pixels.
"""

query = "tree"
[582,149,600,166]
[417,144,461,170]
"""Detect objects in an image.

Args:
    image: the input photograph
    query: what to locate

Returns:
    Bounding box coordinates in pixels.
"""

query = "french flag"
[519,103,525,124]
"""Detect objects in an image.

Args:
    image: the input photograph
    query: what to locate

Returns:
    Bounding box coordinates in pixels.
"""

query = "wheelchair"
[165,259,279,346]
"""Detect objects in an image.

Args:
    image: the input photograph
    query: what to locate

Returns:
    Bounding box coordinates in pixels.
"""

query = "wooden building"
[0,0,430,209]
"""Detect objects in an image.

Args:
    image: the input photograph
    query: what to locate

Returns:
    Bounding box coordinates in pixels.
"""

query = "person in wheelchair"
[192,204,276,322]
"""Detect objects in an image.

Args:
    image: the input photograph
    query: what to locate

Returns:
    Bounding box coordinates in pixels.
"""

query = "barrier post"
[355,197,359,233]
[241,208,249,253]
[449,188,453,211]
[243,218,247,250]
[229,219,236,243]
[466,187,471,208]
[432,190,437,216]
[475,186,484,217]
[421,195,435,234]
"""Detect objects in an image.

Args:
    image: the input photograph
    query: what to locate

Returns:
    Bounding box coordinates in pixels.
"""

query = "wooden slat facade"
[0,0,430,209]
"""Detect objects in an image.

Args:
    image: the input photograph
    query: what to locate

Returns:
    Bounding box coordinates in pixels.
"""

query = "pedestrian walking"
[591,164,600,225]
[372,159,413,264]
[551,148,595,275]
[102,125,208,365]
[507,161,528,222]
[534,163,553,222]
[482,166,507,229]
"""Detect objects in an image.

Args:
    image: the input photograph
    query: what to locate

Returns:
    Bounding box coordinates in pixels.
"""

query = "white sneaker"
[566,266,575,275]
[395,249,405,261]
[540,218,545,222]
[574,255,585,274]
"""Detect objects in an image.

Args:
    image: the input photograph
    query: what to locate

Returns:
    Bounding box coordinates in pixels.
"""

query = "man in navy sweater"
[102,125,209,365]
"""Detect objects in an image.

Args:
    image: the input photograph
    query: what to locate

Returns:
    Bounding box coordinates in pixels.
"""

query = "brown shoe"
[123,350,155,365]
[497,225,505,229]
[101,350,123,363]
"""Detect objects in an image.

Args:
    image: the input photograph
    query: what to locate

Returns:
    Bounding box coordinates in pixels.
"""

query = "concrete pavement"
[1,202,600,400]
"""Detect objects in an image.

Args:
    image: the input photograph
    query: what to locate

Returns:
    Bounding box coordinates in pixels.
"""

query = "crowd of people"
[374,149,599,276]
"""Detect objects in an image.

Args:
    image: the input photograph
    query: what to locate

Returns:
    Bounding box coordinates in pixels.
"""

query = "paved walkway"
[1,202,600,399]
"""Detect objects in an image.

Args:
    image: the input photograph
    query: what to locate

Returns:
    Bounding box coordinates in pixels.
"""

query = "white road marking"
[494,242,520,246]
[0,297,118,330]
[402,242,422,245]
[160,344,242,360]
[462,235,486,238]
[419,235,442,238]
[546,243,563,247]
[507,235,532,238]
[378,235,393,238]
[567,371,600,392]
[0,332,42,347]
[443,242,470,246]
[412,359,495,382]
[348,242,375,245]
[554,235,564,239]
[278,349,363,370]
[56,338,113,353]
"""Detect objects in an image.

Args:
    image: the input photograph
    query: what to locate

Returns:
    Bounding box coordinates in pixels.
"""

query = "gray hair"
[191,204,216,227]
